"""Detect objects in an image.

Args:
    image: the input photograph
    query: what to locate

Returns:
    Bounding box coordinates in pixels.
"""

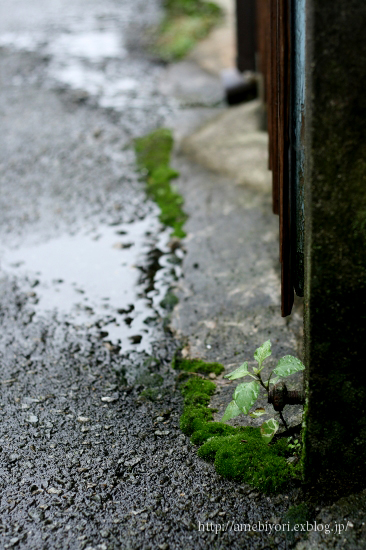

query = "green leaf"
[233,381,260,414]
[273,356,305,378]
[264,376,280,386]
[221,400,242,422]
[224,362,249,380]
[260,418,279,444]
[254,340,272,367]
[249,407,267,418]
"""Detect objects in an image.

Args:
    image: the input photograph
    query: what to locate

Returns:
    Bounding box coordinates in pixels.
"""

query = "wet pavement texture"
[171,104,304,433]
[0,1,304,549]
[0,276,295,550]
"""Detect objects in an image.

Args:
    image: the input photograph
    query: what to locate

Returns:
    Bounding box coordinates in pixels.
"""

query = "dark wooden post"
[236,0,257,72]
[303,0,366,497]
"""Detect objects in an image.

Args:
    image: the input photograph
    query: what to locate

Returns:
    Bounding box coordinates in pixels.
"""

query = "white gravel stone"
[77,416,90,423]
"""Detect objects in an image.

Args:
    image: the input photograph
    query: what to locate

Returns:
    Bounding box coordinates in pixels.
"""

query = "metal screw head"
[268,381,287,411]
[268,382,305,411]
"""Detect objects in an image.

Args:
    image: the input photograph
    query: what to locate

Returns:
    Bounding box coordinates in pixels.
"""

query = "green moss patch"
[155,0,222,61]
[176,358,301,493]
[173,356,224,376]
[198,431,300,493]
[137,372,163,387]
[140,387,161,401]
[160,291,179,312]
[180,404,214,435]
[134,128,187,238]
[181,377,216,397]
[190,421,241,445]
[164,0,221,16]
[138,372,164,402]
[181,377,216,407]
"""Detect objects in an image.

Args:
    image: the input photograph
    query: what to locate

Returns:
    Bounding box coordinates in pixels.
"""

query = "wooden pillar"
[303,0,366,497]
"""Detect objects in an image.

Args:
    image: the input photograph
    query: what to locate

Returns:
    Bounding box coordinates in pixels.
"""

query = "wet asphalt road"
[0,1,300,548]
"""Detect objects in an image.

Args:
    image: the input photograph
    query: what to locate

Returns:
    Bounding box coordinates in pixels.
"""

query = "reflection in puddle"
[0,4,183,356]
[0,24,174,136]
[52,61,138,97]
[48,31,126,61]
[0,32,41,51]
[0,220,179,354]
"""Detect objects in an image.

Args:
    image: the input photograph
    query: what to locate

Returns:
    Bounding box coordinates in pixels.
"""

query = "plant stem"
[266,370,274,391]
[279,411,289,431]
[257,373,269,393]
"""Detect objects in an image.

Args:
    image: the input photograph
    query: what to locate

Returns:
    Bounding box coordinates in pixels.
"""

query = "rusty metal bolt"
[268,382,305,412]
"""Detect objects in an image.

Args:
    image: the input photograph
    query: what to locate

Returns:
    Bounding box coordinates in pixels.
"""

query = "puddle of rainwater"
[0,32,42,51]
[0,27,125,62]
[0,12,183,355]
[51,61,140,109]
[0,26,175,134]
[0,219,176,354]
[48,30,127,61]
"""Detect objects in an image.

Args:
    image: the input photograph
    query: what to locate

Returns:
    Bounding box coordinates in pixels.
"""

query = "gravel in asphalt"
[1,0,353,548]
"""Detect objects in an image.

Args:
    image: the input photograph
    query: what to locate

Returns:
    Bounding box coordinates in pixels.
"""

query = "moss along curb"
[134,128,187,238]
[154,0,223,62]
[175,359,301,494]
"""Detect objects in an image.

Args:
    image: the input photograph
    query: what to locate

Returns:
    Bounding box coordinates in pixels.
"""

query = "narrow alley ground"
[0,1,308,549]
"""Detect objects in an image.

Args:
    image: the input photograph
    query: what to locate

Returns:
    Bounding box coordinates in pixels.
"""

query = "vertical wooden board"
[256,0,264,74]
[263,0,271,106]
[290,0,306,296]
[277,0,284,263]
[278,0,294,316]
[271,0,279,215]
[264,0,273,170]
[258,0,294,315]
[236,0,257,72]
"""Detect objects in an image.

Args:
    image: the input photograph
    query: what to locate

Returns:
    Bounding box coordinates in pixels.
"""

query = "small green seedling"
[222,340,305,443]
[287,437,302,456]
